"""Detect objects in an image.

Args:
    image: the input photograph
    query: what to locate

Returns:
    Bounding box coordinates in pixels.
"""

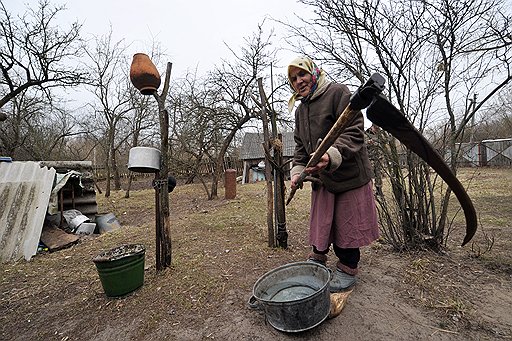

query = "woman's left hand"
[305,153,330,174]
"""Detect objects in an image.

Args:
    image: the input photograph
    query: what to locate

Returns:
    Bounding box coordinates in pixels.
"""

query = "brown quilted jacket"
[291,82,373,193]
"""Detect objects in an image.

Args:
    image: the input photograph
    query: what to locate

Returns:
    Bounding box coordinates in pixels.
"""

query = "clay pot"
[130,53,161,95]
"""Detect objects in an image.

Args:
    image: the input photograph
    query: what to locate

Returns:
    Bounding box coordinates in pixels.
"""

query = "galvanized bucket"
[95,213,121,234]
[128,146,160,173]
[250,262,331,332]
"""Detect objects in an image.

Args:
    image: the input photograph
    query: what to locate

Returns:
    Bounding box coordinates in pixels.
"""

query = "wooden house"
[239,132,296,184]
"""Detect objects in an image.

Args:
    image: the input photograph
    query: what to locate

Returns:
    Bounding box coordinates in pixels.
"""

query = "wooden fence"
[93,157,244,180]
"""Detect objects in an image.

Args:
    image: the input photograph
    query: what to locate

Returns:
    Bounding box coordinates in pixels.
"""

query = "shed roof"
[40,161,98,218]
[481,137,512,143]
[240,132,296,160]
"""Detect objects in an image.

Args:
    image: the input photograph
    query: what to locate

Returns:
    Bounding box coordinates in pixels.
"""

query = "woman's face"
[289,66,313,97]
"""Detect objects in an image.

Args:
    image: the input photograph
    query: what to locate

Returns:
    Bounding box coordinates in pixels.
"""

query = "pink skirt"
[309,182,379,250]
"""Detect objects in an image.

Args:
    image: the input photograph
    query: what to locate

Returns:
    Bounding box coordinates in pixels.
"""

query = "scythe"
[286,73,477,247]
[366,94,477,246]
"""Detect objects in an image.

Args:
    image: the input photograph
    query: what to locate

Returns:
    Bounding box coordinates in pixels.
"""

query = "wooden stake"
[152,62,173,271]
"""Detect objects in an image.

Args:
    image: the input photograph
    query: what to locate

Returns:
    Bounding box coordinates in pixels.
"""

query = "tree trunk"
[151,62,173,271]
[125,172,133,198]
[111,143,121,190]
[210,163,220,200]
[105,147,111,198]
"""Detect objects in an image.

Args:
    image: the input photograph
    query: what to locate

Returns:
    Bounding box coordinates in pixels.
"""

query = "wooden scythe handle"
[286,105,360,205]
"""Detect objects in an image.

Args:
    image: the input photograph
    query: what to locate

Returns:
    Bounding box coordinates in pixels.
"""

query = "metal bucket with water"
[249,262,331,332]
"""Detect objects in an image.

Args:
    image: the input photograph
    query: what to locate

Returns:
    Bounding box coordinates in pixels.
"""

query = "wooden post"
[59,189,64,227]
[130,56,173,271]
[154,172,161,268]
[257,78,275,248]
[256,78,288,248]
[152,62,173,271]
[273,133,288,248]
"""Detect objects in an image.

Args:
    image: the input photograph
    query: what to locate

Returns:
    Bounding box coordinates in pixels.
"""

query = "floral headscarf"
[287,56,327,113]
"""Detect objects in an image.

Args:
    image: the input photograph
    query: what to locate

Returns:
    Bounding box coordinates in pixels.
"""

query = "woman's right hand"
[290,174,301,189]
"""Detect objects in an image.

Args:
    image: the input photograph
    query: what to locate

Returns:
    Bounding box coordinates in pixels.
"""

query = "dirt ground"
[1,168,511,341]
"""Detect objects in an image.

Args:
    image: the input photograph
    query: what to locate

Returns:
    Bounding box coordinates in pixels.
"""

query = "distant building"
[239,132,296,184]
[456,138,512,167]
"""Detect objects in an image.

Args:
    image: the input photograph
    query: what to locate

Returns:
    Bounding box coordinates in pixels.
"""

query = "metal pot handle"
[247,295,260,310]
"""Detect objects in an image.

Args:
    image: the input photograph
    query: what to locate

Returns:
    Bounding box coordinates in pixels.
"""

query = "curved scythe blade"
[366,94,477,246]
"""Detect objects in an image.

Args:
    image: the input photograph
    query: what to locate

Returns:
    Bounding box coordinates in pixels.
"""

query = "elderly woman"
[288,56,380,292]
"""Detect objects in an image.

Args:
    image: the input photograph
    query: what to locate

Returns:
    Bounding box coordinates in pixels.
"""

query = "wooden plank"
[40,226,79,252]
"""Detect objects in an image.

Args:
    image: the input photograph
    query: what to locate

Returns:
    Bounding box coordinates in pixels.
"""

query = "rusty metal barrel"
[224,169,237,199]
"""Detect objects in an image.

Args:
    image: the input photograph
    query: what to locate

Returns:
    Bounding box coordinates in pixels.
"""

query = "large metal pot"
[250,262,331,332]
[128,147,160,173]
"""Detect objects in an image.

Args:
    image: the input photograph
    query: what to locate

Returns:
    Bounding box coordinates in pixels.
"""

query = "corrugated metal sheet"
[0,161,56,262]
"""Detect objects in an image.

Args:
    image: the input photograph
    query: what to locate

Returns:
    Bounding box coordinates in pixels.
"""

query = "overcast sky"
[10,0,312,78]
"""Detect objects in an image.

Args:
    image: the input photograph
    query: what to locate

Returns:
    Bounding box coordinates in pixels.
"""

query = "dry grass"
[0,167,510,340]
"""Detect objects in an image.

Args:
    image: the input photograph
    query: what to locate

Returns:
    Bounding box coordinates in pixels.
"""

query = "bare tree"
[85,30,133,197]
[167,72,218,195]
[166,25,279,201]
[0,89,84,160]
[283,0,511,250]
[0,0,86,111]
[475,84,512,139]
[422,0,512,244]
[205,24,277,199]
[443,83,512,143]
